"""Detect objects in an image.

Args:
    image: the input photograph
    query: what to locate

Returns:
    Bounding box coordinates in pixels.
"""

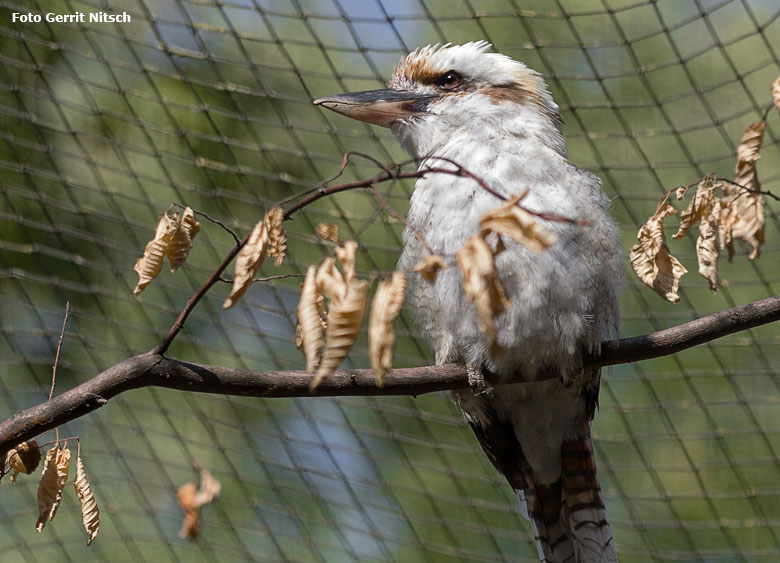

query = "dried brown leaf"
[673,175,718,240]
[73,455,100,546]
[725,193,765,260]
[193,468,221,508]
[336,240,359,283]
[316,257,347,303]
[697,198,721,293]
[311,279,369,390]
[295,319,304,352]
[368,272,407,386]
[478,196,558,253]
[167,207,201,273]
[629,203,687,304]
[8,440,41,484]
[176,482,199,539]
[412,254,448,284]
[457,235,512,356]
[736,121,765,168]
[671,175,722,292]
[223,220,269,309]
[36,446,70,532]
[316,222,341,245]
[721,121,766,260]
[675,185,691,201]
[724,121,764,257]
[264,207,286,266]
[772,76,780,117]
[719,198,739,251]
[298,265,325,372]
[133,212,179,296]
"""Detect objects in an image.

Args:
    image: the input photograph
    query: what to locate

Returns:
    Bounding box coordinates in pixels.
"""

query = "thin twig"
[155,239,246,354]
[277,151,388,207]
[281,167,423,219]
[658,173,780,205]
[50,302,70,401]
[762,102,773,124]
[38,437,80,449]
[50,301,70,445]
[253,273,307,283]
[421,161,581,224]
[172,202,241,244]
[422,155,511,201]
[218,273,308,284]
[717,177,780,202]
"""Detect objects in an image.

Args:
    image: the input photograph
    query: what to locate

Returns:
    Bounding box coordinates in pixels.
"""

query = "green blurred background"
[1,0,779,561]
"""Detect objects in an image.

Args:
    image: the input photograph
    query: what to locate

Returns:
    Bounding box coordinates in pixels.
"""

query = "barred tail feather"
[524,476,576,563]
[561,432,617,563]
[458,387,616,561]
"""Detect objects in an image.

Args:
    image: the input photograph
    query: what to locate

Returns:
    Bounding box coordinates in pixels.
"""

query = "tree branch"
[589,294,780,368]
[2,295,778,457]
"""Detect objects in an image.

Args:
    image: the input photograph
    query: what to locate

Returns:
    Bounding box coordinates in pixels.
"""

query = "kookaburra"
[315,42,621,562]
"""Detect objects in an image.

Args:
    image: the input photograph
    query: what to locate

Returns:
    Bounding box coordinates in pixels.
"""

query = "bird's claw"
[467,365,493,396]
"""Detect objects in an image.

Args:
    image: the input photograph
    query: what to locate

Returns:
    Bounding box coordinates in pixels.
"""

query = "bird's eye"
[437,71,462,90]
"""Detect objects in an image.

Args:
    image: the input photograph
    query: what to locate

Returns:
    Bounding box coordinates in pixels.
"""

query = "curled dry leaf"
[722,121,766,260]
[36,446,71,532]
[298,265,325,372]
[478,195,558,253]
[673,174,721,292]
[177,467,221,540]
[73,455,100,546]
[726,191,765,260]
[193,468,222,507]
[457,235,512,357]
[697,201,721,293]
[295,320,304,352]
[412,254,448,284]
[316,222,341,245]
[311,279,369,390]
[264,206,286,266]
[223,220,269,309]
[316,257,347,303]
[736,121,765,166]
[673,175,718,240]
[336,240,359,283]
[675,184,692,201]
[8,440,41,484]
[167,207,201,273]
[772,76,780,117]
[719,199,740,252]
[368,272,407,386]
[177,482,200,539]
[133,212,179,296]
[629,203,687,304]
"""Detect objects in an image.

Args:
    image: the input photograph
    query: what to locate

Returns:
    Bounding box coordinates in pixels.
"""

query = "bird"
[314,42,622,563]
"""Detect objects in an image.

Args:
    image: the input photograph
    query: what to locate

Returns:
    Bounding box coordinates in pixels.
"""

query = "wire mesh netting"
[1,0,780,561]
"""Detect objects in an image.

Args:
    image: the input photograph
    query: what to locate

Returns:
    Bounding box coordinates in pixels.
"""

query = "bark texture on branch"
[1,295,778,458]
[591,294,780,368]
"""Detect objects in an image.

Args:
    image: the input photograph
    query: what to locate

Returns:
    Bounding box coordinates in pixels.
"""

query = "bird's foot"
[466,365,492,396]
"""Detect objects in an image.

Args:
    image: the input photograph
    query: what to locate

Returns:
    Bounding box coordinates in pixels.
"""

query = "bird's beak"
[313,89,438,128]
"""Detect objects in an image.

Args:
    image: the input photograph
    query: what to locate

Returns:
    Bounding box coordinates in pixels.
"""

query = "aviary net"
[1,0,779,561]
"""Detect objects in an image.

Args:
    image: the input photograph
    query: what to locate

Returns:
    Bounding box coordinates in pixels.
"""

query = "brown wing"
[464,402,529,491]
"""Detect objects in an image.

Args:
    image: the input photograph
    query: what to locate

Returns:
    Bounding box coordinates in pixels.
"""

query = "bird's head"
[314,41,564,157]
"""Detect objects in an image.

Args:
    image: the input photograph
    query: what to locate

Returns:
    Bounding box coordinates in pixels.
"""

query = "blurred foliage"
[1,0,779,561]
